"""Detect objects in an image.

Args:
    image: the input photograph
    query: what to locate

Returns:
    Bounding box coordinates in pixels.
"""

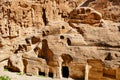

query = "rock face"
[0,0,120,80]
[69,7,102,25]
[22,54,49,76]
[7,53,24,73]
[87,59,103,80]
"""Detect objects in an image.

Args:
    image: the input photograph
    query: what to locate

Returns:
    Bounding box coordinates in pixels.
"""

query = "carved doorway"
[67,38,71,46]
[62,66,69,78]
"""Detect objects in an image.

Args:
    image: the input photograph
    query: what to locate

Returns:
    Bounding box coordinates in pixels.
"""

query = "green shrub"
[0,76,10,80]
[17,72,24,75]
[4,68,9,71]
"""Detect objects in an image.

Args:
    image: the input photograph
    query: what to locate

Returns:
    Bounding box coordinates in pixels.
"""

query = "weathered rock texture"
[22,54,49,76]
[87,59,103,80]
[69,7,102,25]
[0,0,120,80]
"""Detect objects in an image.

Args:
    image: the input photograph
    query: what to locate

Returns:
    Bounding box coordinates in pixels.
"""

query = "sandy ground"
[0,70,74,80]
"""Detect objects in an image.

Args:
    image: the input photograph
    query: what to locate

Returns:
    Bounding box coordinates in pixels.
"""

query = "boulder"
[7,53,24,73]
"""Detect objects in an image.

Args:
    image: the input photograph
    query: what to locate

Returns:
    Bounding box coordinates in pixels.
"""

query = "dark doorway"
[105,52,112,61]
[42,8,48,25]
[60,35,64,39]
[67,38,71,46]
[62,66,69,78]
[39,72,45,76]
[62,26,65,29]
[49,72,53,78]
[118,26,120,31]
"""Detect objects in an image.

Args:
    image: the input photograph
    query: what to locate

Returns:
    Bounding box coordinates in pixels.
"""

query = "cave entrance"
[49,72,53,78]
[60,35,64,39]
[67,38,71,46]
[39,71,45,76]
[118,26,120,31]
[42,8,48,25]
[105,52,112,61]
[62,66,69,78]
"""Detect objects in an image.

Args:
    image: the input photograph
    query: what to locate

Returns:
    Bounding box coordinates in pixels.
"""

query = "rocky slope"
[0,0,120,80]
